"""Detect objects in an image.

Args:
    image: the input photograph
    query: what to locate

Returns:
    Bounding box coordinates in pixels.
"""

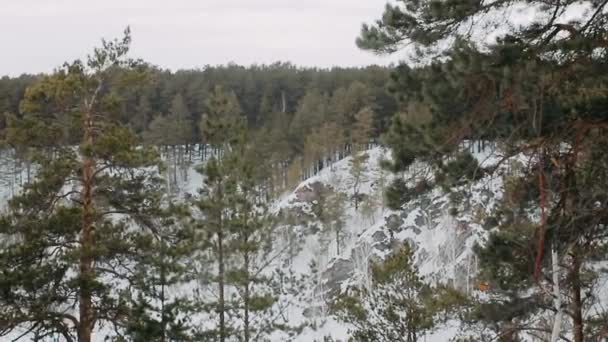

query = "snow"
[294,317,351,342]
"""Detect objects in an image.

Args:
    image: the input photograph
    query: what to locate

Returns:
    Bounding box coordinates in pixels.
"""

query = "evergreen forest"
[1,1,608,341]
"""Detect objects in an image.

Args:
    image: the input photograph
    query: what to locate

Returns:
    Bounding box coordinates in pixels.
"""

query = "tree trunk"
[550,247,563,342]
[353,177,360,211]
[336,228,340,255]
[26,152,31,184]
[79,110,96,342]
[160,237,167,342]
[571,253,584,342]
[172,146,178,189]
[281,90,287,113]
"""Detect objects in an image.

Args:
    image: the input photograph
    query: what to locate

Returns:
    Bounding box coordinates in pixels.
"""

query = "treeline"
[0,62,396,193]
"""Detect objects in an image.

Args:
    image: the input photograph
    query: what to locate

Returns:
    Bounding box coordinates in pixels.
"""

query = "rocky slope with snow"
[257,145,509,341]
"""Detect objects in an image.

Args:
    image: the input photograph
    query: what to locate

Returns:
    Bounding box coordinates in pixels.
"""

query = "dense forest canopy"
[0,63,399,196]
[0,64,396,144]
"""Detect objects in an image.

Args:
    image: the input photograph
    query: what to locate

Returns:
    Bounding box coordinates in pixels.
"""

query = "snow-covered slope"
[261,145,511,341]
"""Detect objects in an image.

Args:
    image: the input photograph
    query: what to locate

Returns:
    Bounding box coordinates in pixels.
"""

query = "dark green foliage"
[384,178,431,210]
[475,222,536,292]
[200,85,243,148]
[121,204,197,342]
[435,152,482,191]
[123,294,194,342]
[144,93,194,146]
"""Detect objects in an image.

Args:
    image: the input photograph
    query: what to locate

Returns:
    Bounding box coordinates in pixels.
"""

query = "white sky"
[0,0,399,76]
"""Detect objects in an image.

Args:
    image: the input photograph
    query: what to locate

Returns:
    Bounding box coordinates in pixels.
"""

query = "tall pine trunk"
[79,109,96,342]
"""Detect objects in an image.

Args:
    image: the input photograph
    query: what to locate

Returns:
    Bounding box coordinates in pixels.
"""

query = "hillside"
[267,145,500,341]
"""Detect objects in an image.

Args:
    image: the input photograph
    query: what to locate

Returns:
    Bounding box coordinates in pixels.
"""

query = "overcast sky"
[0,0,399,76]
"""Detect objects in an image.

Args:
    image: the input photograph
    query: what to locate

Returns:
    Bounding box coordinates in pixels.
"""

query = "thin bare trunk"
[218,227,226,342]
[550,247,563,342]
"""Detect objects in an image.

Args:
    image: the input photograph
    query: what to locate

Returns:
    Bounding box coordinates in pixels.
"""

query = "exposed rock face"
[371,230,388,244]
[370,230,392,251]
[295,182,328,203]
[414,214,427,227]
[302,306,324,319]
[283,181,331,229]
[386,214,404,232]
[321,258,355,297]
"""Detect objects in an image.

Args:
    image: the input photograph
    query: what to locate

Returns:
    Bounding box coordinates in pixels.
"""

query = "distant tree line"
[0,62,397,194]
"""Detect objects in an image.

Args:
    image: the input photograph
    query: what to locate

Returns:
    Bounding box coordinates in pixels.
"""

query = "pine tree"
[351,106,375,150]
[348,107,374,211]
[193,155,236,342]
[143,93,194,179]
[348,151,369,211]
[121,205,197,342]
[0,28,188,342]
[335,245,465,342]
[226,147,281,342]
[169,93,195,145]
[329,81,374,146]
[313,188,348,255]
[193,116,288,341]
[359,189,380,225]
[288,89,329,155]
[200,85,242,151]
[133,86,154,134]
